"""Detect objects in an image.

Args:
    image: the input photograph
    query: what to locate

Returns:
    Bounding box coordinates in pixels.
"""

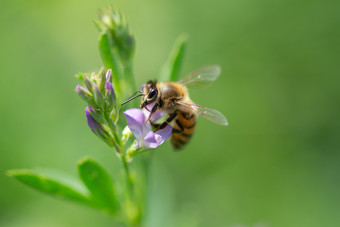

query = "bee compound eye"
[148,89,156,98]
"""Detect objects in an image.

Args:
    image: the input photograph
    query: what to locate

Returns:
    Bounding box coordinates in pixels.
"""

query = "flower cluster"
[73,7,178,162]
[76,69,120,151]
[76,70,172,157]
[95,7,135,63]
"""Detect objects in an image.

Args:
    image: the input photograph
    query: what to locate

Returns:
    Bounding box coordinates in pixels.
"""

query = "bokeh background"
[1,0,340,226]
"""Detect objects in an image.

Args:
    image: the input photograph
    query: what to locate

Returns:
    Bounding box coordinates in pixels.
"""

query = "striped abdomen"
[171,109,197,149]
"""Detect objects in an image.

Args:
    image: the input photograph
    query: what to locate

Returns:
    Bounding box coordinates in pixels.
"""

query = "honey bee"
[122,65,228,149]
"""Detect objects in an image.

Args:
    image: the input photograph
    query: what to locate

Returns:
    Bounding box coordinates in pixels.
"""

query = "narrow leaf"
[160,34,188,82]
[7,169,92,206]
[78,157,118,213]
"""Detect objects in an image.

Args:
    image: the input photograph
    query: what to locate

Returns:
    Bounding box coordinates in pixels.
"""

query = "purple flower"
[85,106,114,146]
[124,108,172,149]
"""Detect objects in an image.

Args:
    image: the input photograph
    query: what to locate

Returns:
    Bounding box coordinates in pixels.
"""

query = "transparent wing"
[178,65,221,88]
[176,101,228,126]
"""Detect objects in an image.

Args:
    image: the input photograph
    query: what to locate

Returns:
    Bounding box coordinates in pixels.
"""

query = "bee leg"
[145,103,159,123]
[155,112,177,131]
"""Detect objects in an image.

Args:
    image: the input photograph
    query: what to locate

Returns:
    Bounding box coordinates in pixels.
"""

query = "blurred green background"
[1,0,340,226]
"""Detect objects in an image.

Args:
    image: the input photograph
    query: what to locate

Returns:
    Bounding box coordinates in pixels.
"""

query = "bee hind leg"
[155,112,177,131]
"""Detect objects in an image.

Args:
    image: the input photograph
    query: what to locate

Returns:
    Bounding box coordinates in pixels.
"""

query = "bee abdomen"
[170,110,197,150]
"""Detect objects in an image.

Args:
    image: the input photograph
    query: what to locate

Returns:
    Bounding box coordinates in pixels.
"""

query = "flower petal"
[106,69,112,82]
[85,106,115,147]
[85,106,102,135]
[141,124,172,149]
[142,131,158,149]
[154,124,172,145]
[105,81,116,110]
[124,108,150,141]
[142,104,165,122]
[76,85,92,103]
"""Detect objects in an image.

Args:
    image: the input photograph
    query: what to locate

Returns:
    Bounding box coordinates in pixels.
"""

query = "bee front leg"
[155,112,177,131]
[145,103,159,123]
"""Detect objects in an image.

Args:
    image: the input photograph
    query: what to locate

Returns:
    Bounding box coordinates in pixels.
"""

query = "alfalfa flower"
[124,108,172,150]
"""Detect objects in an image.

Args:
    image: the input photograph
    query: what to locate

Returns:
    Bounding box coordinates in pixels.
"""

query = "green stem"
[121,141,143,226]
[104,108,142,226]
[121,154,133,189]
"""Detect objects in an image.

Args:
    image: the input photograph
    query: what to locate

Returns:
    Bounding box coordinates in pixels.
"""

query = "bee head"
[141,80,158,108]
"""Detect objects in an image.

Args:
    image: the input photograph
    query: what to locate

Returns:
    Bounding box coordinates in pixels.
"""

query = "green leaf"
[98,32,122,97]
[7,169,92,206]
[160,34,188,82]
[78,157,118,213]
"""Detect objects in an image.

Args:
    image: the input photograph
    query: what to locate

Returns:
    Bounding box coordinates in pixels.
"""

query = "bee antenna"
[121,90,143,106]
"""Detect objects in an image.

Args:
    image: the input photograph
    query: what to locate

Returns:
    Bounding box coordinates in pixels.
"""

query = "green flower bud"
[93,84,105,109]
[83,75,94,94]
[97,67,106,92]
[95,7,135,62]
[76,85,93,104]
[105,81,116,111]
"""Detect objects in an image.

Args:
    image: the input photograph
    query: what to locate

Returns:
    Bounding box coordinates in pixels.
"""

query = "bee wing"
[178,65,221,88]
[176,101,228,126]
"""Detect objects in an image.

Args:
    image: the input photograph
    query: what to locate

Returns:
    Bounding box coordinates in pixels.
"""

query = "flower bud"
[96,8,135,62]
[83,75,94,94]
[76,85,93,104]
[85,106,114,146]
[97,67,106,92]
[122,125,133,145]
[105,81,116,111]
[106,69,112,83]
[87,108,106,124]
[93,84,105,108]
[123,125,133,137]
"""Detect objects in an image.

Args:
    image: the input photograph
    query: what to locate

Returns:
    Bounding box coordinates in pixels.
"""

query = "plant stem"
[121,154,133,189]
[105,109,141,226]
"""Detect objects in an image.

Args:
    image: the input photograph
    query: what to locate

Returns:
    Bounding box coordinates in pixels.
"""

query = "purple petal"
[142,124,172,149]
[141,84,145,91]
[85,106,102,135]
[124,108,151,141]
[105,81,116,105]
[105,81,113,91]
[85,106,114,146]
[142,131,158,149]
[76,85,90,96]
[106,69,112,82]
[76,85,84,95]
[154,124,172,145]
[142,104,165,122]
